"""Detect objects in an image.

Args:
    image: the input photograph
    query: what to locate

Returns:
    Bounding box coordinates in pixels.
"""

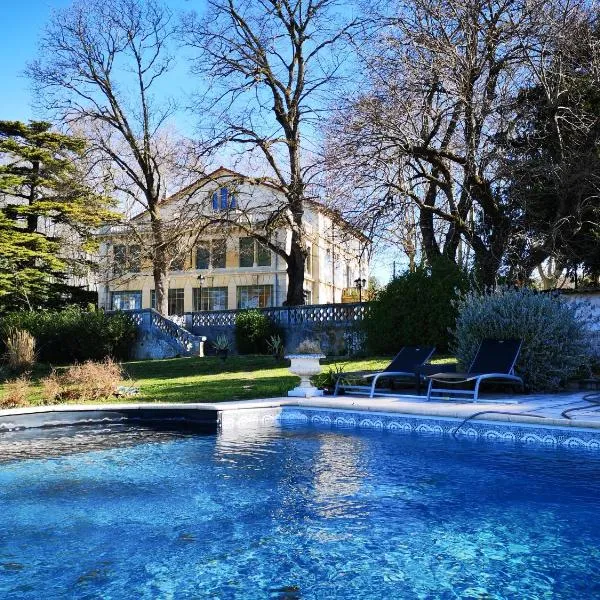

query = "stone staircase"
[126,309,206,360]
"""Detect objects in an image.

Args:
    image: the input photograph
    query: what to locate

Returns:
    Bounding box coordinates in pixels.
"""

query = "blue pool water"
[1,423,600,599]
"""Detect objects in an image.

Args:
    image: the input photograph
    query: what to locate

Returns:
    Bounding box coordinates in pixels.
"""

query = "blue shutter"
[229,193,236,209]
[212,192,219,211]
[220,187,228,210]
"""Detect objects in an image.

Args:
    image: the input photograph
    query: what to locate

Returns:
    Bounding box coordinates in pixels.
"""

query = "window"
[212,187,237,211]
[168,288,185,315]
[111,291,142,311]
[195,245,210,269]
[151,289,185,314]
[303,288,313,305]
[305,244,312,275]
[113,245,126,276]
[239,237,255,267]
[113,245,140,275]
[212,239,226,268]
[236,285,273,308]
[196,239,226,269]
[193,286,228,311]
[171,254,185,271]
[129,245,141,273]
[257,242,271,267]
[239,238,272,267]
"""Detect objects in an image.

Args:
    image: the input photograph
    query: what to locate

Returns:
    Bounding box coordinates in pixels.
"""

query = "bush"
[41,359,124,403]
[2,328,36,372]
[453,288,595,391]
[0,308,137,365]
[363,259,470,354]
[1,376,32,408]
[235,309,283,354]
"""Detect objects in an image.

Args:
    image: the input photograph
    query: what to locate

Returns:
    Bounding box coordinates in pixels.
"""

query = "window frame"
[111,290,142,311]
[192,286,229,311]
[239,237,272,268]
[236,284,274,309]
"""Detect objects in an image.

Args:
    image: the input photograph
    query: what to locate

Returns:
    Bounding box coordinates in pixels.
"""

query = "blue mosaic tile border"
[277,407,600,451]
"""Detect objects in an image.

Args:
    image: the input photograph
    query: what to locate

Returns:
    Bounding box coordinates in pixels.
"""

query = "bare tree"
[28,0,203,315]
[326,0,561,287]
[181,0,360,304]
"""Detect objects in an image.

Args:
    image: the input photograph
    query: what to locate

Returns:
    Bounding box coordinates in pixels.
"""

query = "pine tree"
[0,121,118,310]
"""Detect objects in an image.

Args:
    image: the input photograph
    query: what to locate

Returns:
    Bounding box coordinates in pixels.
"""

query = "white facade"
[98,168,370,313]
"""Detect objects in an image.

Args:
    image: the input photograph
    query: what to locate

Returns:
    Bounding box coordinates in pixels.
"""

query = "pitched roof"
[131,166,371,243]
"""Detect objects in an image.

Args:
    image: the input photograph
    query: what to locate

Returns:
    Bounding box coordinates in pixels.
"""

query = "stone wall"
[185,303,368,356]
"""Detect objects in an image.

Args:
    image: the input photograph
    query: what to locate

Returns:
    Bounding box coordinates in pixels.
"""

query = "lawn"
[0,354,457,406]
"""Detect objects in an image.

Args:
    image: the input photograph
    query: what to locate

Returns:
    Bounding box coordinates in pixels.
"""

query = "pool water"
[1,423,600,599]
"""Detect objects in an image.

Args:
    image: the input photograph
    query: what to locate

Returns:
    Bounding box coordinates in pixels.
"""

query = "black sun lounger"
[426,339,524,403]
[334,345,436,398]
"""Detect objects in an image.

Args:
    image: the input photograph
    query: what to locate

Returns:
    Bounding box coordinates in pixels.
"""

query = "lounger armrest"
[337,370,378,380]
[427,372,470,382]
[362,370,416,380]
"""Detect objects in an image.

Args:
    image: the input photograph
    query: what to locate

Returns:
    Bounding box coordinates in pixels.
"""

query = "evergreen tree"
[0,121,117,310]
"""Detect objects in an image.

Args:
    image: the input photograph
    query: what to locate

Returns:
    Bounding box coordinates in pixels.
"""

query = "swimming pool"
[1,422,599,599]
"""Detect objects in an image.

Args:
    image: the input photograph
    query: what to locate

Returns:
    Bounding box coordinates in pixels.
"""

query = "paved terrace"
[1,391,600,431]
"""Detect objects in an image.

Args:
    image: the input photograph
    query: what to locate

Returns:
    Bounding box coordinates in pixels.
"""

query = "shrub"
[294,339,322,354]
[41,359,124,403]
[1,376,32,408]
[453,288,595,391]
[235,310,283,354]
[266,335,285,360]
[312,363,345,390]
[2,328,36,372]
[0,308,137,364]
[363,259,470,354]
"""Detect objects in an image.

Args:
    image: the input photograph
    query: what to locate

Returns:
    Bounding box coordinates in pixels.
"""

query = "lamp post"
[197,274,206,311]
[354,277,366,302]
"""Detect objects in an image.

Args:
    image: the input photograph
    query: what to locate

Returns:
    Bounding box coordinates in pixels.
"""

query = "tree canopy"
[0,121,117,310]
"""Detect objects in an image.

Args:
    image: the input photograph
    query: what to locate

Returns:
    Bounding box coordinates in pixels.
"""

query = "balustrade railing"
[114,308,203,354]
[189,302,369,328]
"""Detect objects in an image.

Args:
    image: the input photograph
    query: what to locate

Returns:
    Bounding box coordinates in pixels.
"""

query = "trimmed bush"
[235,309,283,354]
[453,288,594,391]
[363,259,470,354]
[0,308,137,365]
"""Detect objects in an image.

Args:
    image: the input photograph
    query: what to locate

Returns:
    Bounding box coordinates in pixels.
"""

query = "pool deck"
[1,391,600,431]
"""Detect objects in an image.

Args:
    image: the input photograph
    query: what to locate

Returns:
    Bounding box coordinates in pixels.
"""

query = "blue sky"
[0,1,71,121]
[0,0,198,124]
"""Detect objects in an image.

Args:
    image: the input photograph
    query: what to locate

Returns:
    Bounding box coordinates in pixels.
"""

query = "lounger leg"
[426,379,433,401]
[473,379,481,403]
[334,379,340,397]
[369,376,377,398]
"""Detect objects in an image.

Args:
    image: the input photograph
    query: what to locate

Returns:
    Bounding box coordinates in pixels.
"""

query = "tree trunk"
[419,181,442,264]
[285,233,306,305]
[150,208,169,315]
[474,249,501,290]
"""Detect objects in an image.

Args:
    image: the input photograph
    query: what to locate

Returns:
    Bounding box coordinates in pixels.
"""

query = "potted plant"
[266,334,285,361]
[212,335,232,360]
[285,339,325,397]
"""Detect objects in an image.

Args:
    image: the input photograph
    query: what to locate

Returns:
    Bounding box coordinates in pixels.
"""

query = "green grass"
[0,354,457,406]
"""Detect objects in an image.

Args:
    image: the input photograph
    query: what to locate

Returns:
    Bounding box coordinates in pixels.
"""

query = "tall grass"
[3,328,36,372]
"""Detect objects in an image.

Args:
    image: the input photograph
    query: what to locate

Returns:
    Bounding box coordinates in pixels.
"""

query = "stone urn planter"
[286,353,326,398]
